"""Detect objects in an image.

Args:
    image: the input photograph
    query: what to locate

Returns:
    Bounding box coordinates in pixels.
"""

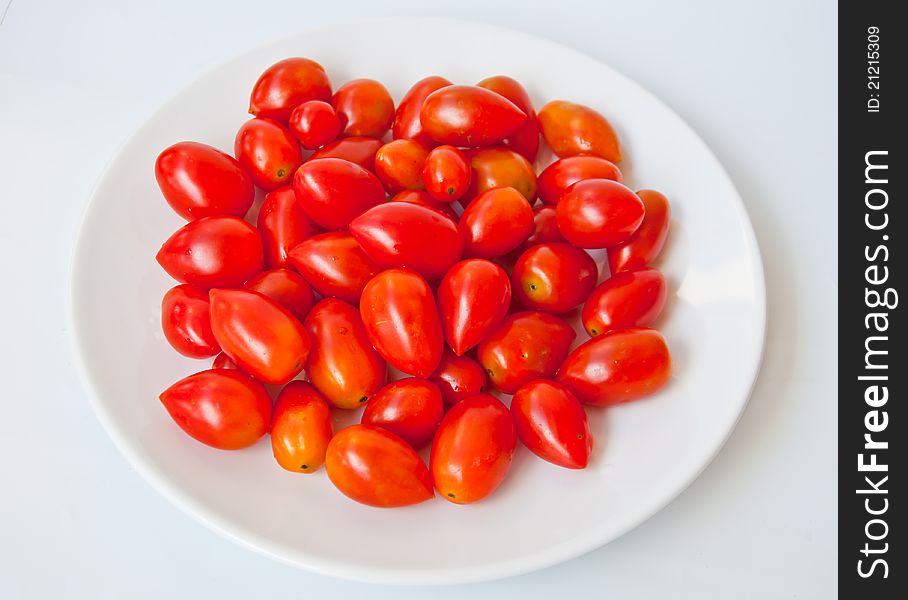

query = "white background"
[0,0,836,598]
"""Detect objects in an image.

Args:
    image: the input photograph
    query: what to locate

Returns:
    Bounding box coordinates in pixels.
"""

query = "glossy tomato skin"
[461,187,534,259]
[463,147,536,205]
[511,206,565,256]
[161,284,220,358]
[156,217,264,288]
[331,79,395,138]
[374,139,429,193]
[350,202,464,280]
[420,85,527,146]
[512,243,598,314]
[391,189,459,221]
[537,156,623,206]
[208,289,310,385]
[244,268,315,322]
[511,380,592,469]
[287,232,379,304]
[289,100,341,149]
[556,179,645,249]
[257,186,320,269]
[476,76,540,161]
[607,189,672,274]
[422,145,471,202]
[392,76,452,146]
[582,268,667,336]
[293,158,386,230]
[430,349,487,406]
[271,381,334,473]
[325,424,434,508]
[159,369,271,450]
[212,352,239,370]
[477,311,576,394]
[308,136,382,171]
[248,57,331,123]
[235,118,302,191]
[557,328,672,406]
[304,299,387,409]
[361,378,444,448]
[430,394,516,504]
[538,100,622,162]
[360,269,444,378]
[437,259,512,356]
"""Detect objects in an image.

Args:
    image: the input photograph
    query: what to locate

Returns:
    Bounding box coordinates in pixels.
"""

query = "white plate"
[69,17,765,585]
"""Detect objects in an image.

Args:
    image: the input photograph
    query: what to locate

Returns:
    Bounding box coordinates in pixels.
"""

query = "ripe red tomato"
[392,75,452,146]
[390,189,459,221]
[538,100,622,162]
[430,394,516,504]
[556,179,645,248]
[537,156,623,206]
[331,78,395,138]
[511,380,592,469]
[326,425,434,508]
[156,217,263,288]
[437,259,512,355]
[244,268,315,322]
[161,284,220,358]
[293,158,386,230]
[360,269,444,378]
[511,206,565,256]
[422,145,471,202]
[460,187,534,258]
[307,136,382,171]
[288,100,341,149]
[361,378,444,448]
[420,85,527,146]
[477,311,576,394]
[512,243,598,314]
[234,118,302,190]
[212,352,239,370]
[271,381,334,473]
[248,57,331,123]
[257,186,319,269]
[582,267,667,336]
[287,231,379,304]
[607,189,672,273]
[159,369,271,450]
[557,328,672,406]
[374,139,429,193]
[476,76,540,161]
[208,289,310,384]
[304,298,387,409]
[463,147,536,205]
[429,349,487,406]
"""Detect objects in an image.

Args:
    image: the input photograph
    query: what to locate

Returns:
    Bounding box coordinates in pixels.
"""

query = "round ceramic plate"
[70,17,765,585]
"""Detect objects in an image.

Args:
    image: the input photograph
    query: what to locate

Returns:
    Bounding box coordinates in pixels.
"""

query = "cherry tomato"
[308,136,382,171]
[511,206,565,256]
[430,394,516,504]
[437,259,512,356]
[155,142,254,220]
[392,75,452,146]
[422,145,471,201]
[582,267,667,336]
[556,179,645,248]
[287,231,379,304]
[537,156,623,206]
[360,269,444,378]
[331,78,395,138]
[476,76,540,161]
[293,158,386,230]
[391,189,459,221]
[511,380,592,469]
[304,299,387,409]
[350,202,463,280]
[234,118,302,190]
[156,217,263,288]
[288,100,341,149]
[538,100,622,162]
[420,85,527,146]
[607,189,672,274]
[248,57,331,123]
[557,328,672,406]
[374,139,429,193]
[430,349,487,406]
[361,378,444,448]
[477,311,576,394]
[208,288,310,384]
[244,268,315,322]
[326,424,434,508]
[161,284,220,358]
[212,352,239,370]
[460,187,534,258]
[463,147,536,205]
[271,381,334,473]
[512,243,598,314]
[159,369,271,450]
[257,186,320,269]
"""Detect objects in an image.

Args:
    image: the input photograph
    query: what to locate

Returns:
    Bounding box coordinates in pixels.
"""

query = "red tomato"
[360,269,444,378]
[293,158,386,230]
[287,231,379,304]
[430,394,516,504]
[391,189,459,221]
[288,100,341,149]
[476,76,540,161]
[460,187,534,258]
[331,79,395,138]
[392,76,452,146]
[161,284,220,358]
[511,380,592,469]
[607,189,672,273]
[326,425,434,508]
[156,217,263,288]
[212,352,239,370]
[582,268,667,336]
[420,85,527,146]
[463,147,536,205]
[537,156,623,206]
[155,142,254,220]
[511,206,565,256]
[257,186,320,269]
[271,381,334,473]
[308,136,382,171]
[244,268,315,321]
[234,118,302,190]
[374,139,429,193]
[512,243,598,314]
[350,202,463,280]
[556,179,645,248]
[437,259,512,355]
[248,57,331,123]
[304,299,387,409]
[477,311,576,394]
[208,289,310,384]
[361,378,444,448]
[429,349,487,406]
[422,145,471,201]
[159,369,271,450]
[557,328,672,406]
[538,100,622,162]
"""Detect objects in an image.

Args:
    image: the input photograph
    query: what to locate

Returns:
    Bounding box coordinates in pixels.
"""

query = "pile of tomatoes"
[154,57,672,508]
